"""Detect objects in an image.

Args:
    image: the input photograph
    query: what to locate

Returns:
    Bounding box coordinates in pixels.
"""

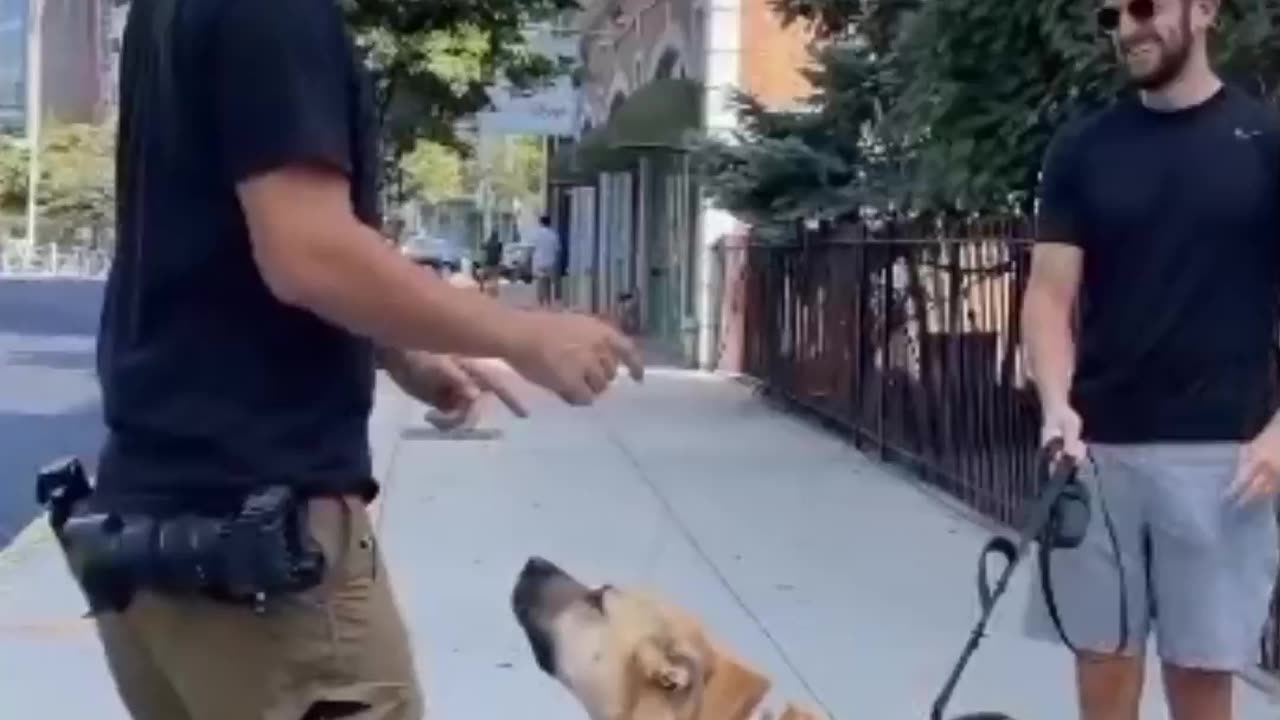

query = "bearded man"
[1021,1,1280,719]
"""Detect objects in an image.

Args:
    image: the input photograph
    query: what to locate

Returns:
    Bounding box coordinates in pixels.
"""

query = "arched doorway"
[653,48,681,81]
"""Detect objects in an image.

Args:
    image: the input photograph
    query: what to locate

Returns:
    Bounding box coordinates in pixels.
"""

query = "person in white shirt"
[531,214,562,307]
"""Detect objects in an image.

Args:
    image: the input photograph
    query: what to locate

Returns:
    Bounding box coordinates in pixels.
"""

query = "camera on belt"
[35,457,326,615]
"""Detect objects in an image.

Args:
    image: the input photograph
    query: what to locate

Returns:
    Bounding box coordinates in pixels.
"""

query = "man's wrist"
[1036,385,1072,414]
[490,307,535,365]
[372,344,406,372]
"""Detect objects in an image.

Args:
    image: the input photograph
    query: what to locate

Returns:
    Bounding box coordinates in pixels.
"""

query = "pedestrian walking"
[530,215,561,308]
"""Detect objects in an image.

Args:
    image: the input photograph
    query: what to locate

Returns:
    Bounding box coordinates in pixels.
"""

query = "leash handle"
[1038,437,1078,491]
[929,438,1080,720]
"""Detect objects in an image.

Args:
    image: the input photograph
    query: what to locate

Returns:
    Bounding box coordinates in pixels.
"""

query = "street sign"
[476,78,579,137]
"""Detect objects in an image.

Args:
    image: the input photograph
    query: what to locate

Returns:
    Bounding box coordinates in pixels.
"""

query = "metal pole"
[24,0,43,253]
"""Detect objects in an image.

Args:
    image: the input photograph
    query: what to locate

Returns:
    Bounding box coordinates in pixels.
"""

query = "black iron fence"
[724,218,1280,675]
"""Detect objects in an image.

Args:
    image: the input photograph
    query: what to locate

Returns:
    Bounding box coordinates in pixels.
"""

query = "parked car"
[402,233,466,273]
[500,242,534,283]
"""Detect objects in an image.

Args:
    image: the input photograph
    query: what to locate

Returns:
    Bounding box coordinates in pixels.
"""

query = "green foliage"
[480,136,545,212]
[340,0,580,156]
[402,140,466,203]
[0,123,115,240]
[38,122,115,232]
[0,137,28,213]
[399,135,545,212]
[701,0,1280,230]
[696,1,908,232]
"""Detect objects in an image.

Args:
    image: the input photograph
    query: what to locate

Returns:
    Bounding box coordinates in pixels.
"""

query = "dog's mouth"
[511,556,591,674]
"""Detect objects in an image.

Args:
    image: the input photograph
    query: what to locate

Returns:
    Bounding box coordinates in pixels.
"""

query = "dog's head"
[512,556,811,720]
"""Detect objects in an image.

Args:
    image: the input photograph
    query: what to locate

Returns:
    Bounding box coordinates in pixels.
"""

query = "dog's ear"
[695,642,771,720]
[637,642,693,692]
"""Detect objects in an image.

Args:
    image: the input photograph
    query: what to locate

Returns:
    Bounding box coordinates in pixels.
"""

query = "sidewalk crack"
[601,421,837,718]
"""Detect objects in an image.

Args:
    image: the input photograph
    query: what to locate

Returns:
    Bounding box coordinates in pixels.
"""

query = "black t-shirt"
[95,0,381,510]
[1037,83,1280,443]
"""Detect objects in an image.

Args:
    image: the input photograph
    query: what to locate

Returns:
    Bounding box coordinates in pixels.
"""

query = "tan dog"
[511,556,826,720]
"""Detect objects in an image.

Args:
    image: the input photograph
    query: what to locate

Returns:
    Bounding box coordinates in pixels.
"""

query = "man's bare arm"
[237,165,528,359]
[1021,242,1082,411]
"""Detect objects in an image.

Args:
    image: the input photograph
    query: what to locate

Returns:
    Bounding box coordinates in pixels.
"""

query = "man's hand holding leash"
[1040,402,1087,462]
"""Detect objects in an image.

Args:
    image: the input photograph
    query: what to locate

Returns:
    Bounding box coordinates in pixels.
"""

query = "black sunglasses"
[1097,0,1156,31]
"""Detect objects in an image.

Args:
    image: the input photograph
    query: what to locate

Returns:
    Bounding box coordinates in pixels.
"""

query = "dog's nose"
[514,557,561,616]
[521,556,564,579]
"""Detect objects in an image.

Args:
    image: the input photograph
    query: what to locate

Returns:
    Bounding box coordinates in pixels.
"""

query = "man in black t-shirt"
[82,1,642,718]
[1022,1,1280,718]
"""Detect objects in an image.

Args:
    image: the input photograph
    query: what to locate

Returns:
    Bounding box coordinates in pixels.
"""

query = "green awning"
[546,78,705,185]
[547,148,596,186]
[547,124,634,186]
[605,78,704,152]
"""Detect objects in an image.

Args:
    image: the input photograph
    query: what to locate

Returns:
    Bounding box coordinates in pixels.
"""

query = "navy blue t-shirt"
[95,0,381,510]
[1036,83,1280,443]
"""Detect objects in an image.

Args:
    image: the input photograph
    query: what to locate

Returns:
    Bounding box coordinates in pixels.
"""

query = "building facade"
[551,0,813,367]
[0,0,28,130]
[0,0,111,134]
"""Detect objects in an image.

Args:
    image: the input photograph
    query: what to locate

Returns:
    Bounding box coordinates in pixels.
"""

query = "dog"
[511,556,825,720]
[511,557,1018,720]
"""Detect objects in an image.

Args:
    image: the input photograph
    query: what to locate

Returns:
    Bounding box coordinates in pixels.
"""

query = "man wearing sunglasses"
[1022,0,1280,719]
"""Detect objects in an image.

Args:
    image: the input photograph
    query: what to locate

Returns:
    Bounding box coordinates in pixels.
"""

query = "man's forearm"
[1021,287,1076,410]
[276,220,528,359]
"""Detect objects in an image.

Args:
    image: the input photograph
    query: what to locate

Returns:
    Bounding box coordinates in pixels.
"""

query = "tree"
[701,0,1280,223]
[480,136,545,213]
[400,134,545,210]
[0,123,115,246]
[340,0,580,159]
[402,140,466,204]
[0,136,28,214]
[38,122,115,237]
[695,0,912,232]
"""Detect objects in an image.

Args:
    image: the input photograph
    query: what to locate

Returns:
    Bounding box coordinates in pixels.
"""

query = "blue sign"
[0,0,27,131]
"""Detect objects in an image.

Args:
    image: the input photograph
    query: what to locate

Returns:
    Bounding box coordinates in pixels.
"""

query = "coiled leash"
[929,437,1129,720]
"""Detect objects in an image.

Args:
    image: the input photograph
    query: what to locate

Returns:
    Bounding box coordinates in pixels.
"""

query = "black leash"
[1037,452,1129,658]
[929,438,1129,720]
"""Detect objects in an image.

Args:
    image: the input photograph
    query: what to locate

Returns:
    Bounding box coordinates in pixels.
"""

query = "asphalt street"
[0,279,105,549]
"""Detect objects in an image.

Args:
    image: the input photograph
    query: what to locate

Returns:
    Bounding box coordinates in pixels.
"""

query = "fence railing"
[0,243,112,279]
[722,218,1279,676]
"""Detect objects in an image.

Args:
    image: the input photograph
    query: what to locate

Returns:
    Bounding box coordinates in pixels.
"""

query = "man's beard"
[1123,35,1192,90]
[1118,9,1193,90]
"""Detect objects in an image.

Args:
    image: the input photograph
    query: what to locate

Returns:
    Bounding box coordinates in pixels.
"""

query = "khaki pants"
[87,495,424,720]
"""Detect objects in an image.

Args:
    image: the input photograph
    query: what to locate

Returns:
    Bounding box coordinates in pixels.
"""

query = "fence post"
[877,247,889,460]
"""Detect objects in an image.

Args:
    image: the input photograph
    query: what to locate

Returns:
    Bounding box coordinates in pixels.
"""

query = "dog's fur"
[511,556,825,720]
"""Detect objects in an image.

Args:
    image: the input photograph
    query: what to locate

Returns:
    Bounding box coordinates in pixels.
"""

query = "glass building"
[0,0,26,132]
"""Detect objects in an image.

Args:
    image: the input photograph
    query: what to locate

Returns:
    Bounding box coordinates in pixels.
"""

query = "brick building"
[549,0,813,366]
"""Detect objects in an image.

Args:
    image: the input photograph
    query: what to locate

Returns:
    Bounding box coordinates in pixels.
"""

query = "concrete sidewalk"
[1,364,1276,718]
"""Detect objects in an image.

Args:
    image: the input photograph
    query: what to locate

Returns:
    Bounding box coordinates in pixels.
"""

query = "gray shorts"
[1022,442,1280,671]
